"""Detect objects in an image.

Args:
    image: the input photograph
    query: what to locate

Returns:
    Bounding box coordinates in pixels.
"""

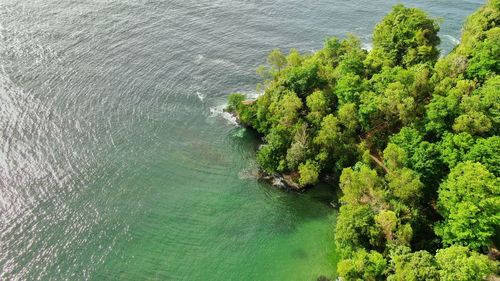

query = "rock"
[257,171,304,191]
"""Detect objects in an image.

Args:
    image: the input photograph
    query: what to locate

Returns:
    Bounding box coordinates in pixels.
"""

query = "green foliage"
[286,48,303,67]
[335,73,365,105]
[387,250,440,281]
[337,249,387,281]
[464,136,500,176]
[335,204,377,258]
[227,93,246,113]
[386,168,423,204]
[369,4,440,68]
[453,110,492,135]
[375,210,398,241]
[337,103,359,135]
[298,160,319,186]
[436,245,498,281]
[425,79,475,136]
[438,132,475,169]
[436,161,500,250]
[256,126,292,173]
[227,2,499,278]
[466,27,500,81]
[314,114,342,149]
[281,62,323,98]
[269,90,303,127]
[286,127,309,171]
[339,166,383,206]
[267,49,287,73]
[306,90,330,126]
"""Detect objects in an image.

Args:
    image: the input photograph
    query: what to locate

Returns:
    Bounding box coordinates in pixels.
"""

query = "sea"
[0,0,483,280]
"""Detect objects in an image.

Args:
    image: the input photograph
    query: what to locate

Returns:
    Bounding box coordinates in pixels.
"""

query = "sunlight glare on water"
[0,0,482,280]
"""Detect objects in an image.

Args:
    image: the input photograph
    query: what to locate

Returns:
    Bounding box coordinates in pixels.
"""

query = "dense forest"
[228,1,499,280]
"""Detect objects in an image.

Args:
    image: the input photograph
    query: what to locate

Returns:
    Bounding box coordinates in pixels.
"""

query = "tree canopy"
[227,1,500,280]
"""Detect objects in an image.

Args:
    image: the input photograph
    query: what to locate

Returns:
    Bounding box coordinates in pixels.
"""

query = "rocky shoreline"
[226,104,306,191]
[258,171,304,191]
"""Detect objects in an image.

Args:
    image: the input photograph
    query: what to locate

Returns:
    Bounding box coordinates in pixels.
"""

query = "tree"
[256,126,292,173]
[436,245,497,281]
[314,114,342,149]
[281,62,323,98]
[464,136,500,176]
[449,73,499,137]
[339,166,384,206]
[438,132,475,169]
[389,127,423,158]
[337,249,387,281]
[286,48,303,67]
[436,161,500,250]
[306,90,330,126]
[466,27,500,81]
[453,111,492,135]
[335,35,367,77]
[267,49,287,74]
[386,168,423,204]
[298,160,319,186]
[375,210,398,241]
[335,204,377,258]
[368,4,440,68]
[269,91,303,127]
[227,93,246,112]
[338,103,360,138]
[335,73,365,105]
[387,249,440,281]
[226,4,499,279]
[425,79,474,136]
[286,137,307,171]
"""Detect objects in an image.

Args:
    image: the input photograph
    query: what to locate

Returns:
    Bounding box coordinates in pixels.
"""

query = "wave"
[207,90,262,125]
[208,104,238,125]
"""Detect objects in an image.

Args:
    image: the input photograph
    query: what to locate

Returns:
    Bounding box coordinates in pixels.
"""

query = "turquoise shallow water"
[0,1,482,280]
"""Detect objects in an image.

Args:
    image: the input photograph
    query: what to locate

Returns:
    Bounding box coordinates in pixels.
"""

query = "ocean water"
[0,1,483,280]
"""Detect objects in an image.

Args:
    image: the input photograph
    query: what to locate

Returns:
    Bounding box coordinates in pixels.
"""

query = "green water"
[88,128,339,280]
[0,0,482,280]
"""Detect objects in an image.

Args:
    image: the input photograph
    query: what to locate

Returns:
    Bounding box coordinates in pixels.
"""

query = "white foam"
[196,91,205,102]
[207,91,262,125]
[443,34,460,46]
[245,90,262,100]
[362,42,373,51]
[212,58,238,68]
[209,104,238,125]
